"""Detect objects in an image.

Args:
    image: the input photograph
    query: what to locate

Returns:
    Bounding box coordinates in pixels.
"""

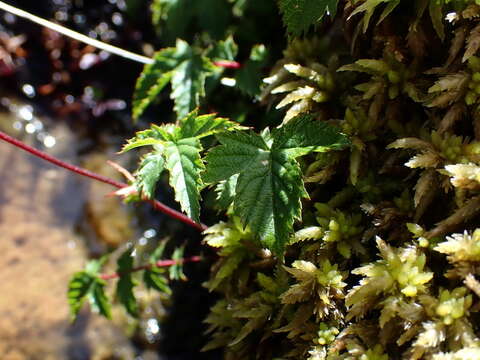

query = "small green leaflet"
[132,39,216,120]
[67,258,111,320]
[170,49,215,118]
[116,249,138,317]
[207,36,238,63]
[169,246,187,280]
[203,115,349,255]
[278,0,338,37]
[135,153,165,199]
[144,266,172,294]
[89,280,111,318]
[122,110,239,222]
[132,47,175,121]
[143,242,172,294]
[68,272,96,320]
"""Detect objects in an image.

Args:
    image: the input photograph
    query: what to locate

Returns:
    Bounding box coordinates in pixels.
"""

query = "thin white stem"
[0,1,154,64]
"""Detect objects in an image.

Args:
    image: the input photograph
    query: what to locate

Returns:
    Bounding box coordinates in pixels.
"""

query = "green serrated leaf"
[68,271,95,320]
[207,36,238,61]
[278,0,338,37]
[134,153,165,198]
[68,257,110,320]
[121,125,172,153]
[116,249,138,317]
[169,246,187,281]
[122,137,164,153]
[134,72,172,121]
[89,279,111,318]
[204,115,349,255]
[272,114,351,157]
[150,241,167,262]
[132,47,178,121]
[235,149,304,254]
[202,131,268,183]
[164,137,204,221]
[171,57,215,117]
[178,110,240,139]
[144,267,172,294]
[143,241,172,294]
[123,110,236,221]
[132,39,215,120]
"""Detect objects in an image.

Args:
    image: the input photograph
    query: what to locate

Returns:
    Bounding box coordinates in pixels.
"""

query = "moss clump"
[201,1,480,359]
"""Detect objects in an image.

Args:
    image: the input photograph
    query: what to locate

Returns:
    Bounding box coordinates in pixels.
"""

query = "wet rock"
[81,152,134,252]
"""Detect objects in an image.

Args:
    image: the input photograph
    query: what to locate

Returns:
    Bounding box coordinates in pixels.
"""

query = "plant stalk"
[99,255,202,280]
[0,130,207,231]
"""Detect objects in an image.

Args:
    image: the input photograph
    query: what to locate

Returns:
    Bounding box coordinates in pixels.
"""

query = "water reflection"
[2,98,57,148]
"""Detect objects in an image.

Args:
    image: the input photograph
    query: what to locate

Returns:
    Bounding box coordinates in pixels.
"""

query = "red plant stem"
[213,60,242,69]
[99,255,202,280]
[0,130,208,232]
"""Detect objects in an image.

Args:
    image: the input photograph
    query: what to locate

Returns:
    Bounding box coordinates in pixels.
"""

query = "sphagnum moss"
[200,1,480,359]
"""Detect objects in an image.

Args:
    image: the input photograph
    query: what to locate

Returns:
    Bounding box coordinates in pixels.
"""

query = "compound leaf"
[68,258,111,320]
[123,110,238,222]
